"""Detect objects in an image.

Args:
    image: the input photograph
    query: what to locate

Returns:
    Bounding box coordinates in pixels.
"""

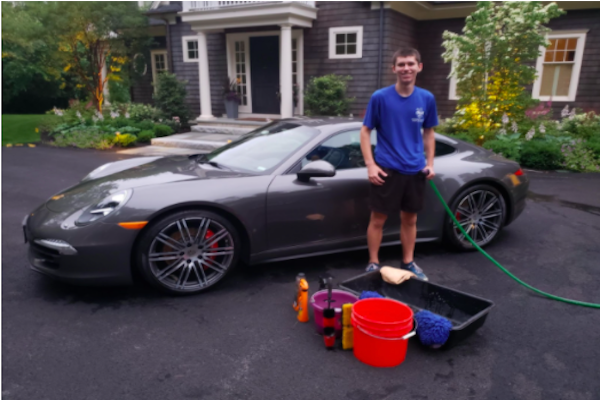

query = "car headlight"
[75,189,132,226]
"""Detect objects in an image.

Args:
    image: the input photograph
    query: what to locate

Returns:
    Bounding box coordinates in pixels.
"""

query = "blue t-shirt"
[363,85,438,174]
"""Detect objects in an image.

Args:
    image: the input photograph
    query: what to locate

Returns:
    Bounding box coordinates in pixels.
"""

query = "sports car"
[24,118,529,294]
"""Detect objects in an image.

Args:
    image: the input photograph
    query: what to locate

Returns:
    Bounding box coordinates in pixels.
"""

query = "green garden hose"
[429,180,600,309]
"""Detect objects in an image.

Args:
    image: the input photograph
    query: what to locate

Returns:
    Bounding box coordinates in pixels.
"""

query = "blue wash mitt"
[414,310,453,348]
[359,291,384,300]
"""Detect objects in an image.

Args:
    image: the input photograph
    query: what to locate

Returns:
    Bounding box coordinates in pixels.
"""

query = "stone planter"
[224,100,239,119]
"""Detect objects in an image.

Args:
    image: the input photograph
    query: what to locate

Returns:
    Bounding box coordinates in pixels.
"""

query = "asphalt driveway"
[3,146,600,400]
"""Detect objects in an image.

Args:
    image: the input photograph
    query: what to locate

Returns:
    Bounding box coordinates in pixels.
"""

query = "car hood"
[46,155,251,213]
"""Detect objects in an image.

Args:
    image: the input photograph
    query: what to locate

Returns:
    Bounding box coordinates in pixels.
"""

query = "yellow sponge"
[341,303,354,350]
[342,303,352,326]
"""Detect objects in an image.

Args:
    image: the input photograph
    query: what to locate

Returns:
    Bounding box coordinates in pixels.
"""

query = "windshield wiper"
[195,155,234,171]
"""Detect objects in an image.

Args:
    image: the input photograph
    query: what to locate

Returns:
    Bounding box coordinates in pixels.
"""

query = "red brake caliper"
[203,229,219,270]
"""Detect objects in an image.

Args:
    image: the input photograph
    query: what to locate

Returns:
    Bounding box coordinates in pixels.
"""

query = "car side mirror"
[297,160,336,182]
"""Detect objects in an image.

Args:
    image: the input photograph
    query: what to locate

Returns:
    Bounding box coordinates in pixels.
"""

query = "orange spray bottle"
[293,273,305,312]
[297,278,310,323]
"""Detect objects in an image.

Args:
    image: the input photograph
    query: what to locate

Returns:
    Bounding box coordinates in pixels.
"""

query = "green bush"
[561,139,600,172]
[483,139,521,161]
[153,124,174,137]
[128,103,162,122]
[52,127,114,150]
[113,133,137,147]
[137,130,155,143]
[134,120,155,131]
[108,80,131,104]
[584,135,600,158]
[519,140,563,170]
[559,112,600,140]
[154,72,190,127]
[304,74,354,116]
[117,126,141,135]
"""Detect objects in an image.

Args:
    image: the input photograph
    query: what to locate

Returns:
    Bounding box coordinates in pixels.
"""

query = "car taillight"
[514,168,524,176]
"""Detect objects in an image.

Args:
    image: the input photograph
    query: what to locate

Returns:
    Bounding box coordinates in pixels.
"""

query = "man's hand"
[423,166,435,180]
[368,164,388,185]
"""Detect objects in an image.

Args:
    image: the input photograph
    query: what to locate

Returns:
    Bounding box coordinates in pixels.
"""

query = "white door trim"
[150,49,169,90]
[226,29,304,116]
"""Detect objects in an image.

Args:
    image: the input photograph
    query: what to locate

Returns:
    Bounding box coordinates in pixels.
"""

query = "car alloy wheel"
[446,184,506,250]
[138,210,239,294]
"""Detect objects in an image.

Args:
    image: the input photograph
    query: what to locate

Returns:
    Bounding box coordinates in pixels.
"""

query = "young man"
[360,48,438,281]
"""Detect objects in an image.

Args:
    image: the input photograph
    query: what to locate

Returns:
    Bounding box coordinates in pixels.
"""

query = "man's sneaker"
[365,262,380,272]
[401,262,428,281]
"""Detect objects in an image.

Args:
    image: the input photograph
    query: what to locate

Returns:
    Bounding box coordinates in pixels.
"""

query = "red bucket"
[352,298,413,329]
[351,298,416,367]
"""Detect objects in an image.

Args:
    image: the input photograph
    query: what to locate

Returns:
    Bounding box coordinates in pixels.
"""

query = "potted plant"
[223,77,241,119]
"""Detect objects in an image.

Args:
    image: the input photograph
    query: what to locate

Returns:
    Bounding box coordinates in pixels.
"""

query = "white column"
[280,24,293,119]
[197,31,215,120]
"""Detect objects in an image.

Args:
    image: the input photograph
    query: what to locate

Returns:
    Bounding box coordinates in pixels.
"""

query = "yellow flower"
[35,128,39,133]
[16,143,23,147]
[6,144,13,147]
[28,144,36,148]
[480,135,484,139]
[115,132,121,136]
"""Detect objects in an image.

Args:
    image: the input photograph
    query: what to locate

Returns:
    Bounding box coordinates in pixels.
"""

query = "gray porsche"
[24,118,529,294]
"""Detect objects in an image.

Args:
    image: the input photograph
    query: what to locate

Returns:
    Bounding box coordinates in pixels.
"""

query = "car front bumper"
[23,207,138,286]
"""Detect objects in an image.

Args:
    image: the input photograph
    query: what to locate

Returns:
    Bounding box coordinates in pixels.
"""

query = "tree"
[1,2,67,106]
[2,2,149,112]
[442,1,564,135]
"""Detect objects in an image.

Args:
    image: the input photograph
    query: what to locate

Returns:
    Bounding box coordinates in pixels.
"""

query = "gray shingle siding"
[415,18,463,119]
[305,1,390,116]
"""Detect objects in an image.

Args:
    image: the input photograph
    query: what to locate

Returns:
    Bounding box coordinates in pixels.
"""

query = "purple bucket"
[310,289,359,337]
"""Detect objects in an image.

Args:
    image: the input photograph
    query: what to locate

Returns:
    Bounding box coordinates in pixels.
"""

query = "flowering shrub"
[561,140,600,172]
[442,2,564,132]
[438,107,600,172]
[42,100,181,150]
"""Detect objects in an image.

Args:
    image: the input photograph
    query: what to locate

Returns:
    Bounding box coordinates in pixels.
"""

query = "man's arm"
[360,125,387,185]
[422,127,436,179]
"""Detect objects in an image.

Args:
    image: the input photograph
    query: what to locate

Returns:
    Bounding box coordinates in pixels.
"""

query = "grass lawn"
[2,114,54,146]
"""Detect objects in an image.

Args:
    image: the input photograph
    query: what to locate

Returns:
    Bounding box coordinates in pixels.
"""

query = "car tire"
[136,209,241,295]
[444,184,507,251]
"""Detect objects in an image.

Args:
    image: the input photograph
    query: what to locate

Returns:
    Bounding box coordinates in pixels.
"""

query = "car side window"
[435,141,456,157]
[300,130,377,170]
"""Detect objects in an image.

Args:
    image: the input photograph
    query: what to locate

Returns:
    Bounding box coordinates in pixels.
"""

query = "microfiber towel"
[414,310,453,347]
[380,266,415,285]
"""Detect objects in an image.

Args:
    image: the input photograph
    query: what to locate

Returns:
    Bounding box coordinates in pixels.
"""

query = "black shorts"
[369,166,427,215]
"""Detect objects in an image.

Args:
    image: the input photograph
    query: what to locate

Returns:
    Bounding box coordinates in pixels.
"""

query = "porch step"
[191,124,255,135]
[191,117,269,135]
[151,132,240,151]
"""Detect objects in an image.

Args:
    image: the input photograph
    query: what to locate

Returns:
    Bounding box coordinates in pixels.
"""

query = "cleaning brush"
[341,303,353,350]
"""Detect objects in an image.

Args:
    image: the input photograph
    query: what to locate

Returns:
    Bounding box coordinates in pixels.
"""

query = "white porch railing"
[183,1,316,12]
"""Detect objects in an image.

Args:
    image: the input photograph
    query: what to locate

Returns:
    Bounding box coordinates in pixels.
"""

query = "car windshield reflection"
[204,122,320,174]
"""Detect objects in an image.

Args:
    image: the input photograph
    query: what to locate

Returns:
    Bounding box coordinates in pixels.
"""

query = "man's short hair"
[391,48,422,65]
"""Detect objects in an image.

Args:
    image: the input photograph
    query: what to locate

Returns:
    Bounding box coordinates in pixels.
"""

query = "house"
[132,1,600,121]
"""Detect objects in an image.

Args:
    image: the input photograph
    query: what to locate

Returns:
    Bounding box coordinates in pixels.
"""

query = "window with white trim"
[533,31,587,102]
[150,50,168,88]
[329,26,363,59]
[182,36,199,62]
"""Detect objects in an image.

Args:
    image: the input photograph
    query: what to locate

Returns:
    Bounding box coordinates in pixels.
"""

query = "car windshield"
[203,122,319,174]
